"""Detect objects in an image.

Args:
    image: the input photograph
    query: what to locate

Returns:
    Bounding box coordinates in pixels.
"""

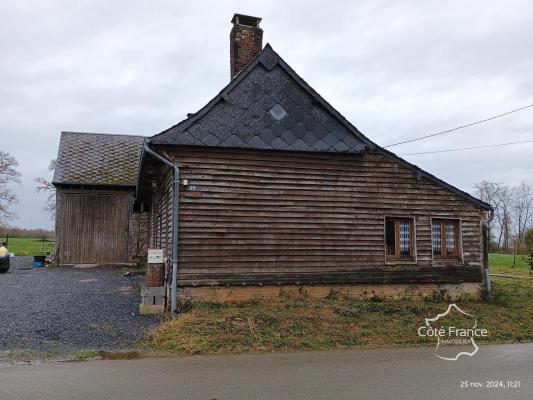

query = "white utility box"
[147,249,164,264]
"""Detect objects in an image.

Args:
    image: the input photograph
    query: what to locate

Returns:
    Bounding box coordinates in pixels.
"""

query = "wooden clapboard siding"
[149,169,174,256]
[148,147,484,286]
[55,189,133,264]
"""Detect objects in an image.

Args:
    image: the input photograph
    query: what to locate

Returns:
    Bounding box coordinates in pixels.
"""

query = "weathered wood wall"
[149,169,173,253]
[148,147,484,286]
[129,211,151,264]
[55,189,133,264]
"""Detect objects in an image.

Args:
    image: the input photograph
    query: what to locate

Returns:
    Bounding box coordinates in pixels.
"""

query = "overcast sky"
[1,0,532,229]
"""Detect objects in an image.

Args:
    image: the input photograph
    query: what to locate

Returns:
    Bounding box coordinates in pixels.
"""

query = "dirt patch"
[99,351,142,360]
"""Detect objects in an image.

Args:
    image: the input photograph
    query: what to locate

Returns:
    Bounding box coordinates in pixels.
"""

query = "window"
[432,219,460,259]
[385,218,414,260]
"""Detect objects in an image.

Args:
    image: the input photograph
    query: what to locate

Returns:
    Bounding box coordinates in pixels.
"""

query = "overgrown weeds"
[142,275,533,356]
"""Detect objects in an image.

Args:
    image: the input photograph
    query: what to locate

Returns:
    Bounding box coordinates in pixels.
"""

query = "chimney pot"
[230,13,263,79]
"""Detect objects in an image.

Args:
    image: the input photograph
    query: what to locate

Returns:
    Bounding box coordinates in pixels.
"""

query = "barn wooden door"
[57,192,132,264]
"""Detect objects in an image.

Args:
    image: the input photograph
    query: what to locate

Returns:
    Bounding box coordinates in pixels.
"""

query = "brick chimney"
[230,13,263,79]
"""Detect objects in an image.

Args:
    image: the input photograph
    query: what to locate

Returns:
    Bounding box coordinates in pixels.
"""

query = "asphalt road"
[0,344,530,400]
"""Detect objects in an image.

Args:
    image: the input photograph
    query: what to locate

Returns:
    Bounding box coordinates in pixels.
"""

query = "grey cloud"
[1,0,532,228]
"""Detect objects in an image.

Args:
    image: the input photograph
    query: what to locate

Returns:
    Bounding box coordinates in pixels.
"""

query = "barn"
[53,14,492,309]
[53,132,149,265]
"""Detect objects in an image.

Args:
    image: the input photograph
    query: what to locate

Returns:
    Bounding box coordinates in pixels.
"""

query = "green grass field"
[1,237,54,256]
[489,253,530,270]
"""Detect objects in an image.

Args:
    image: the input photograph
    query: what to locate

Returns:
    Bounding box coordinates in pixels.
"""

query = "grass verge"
[142,264,533,356]
[74,348,100,360]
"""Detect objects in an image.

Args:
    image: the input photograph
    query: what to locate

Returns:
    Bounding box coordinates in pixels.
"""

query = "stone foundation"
[178,282,482,303]
[139,286,166,314]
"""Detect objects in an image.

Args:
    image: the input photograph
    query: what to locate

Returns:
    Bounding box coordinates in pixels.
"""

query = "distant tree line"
[0,227,54,239]
[474,180,533,254]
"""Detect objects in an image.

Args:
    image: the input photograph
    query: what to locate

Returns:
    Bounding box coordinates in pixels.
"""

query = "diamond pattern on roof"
[151,46,368,153]
[270,103,287,121]
[53,132,146,186]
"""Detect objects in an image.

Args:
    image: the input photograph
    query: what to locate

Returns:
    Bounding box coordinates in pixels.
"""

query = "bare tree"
[510,181,533,252]
[0,150,21,223]
[475,180,533,254]
[35,159,56,220]
[497,186,513,250]
[474,180,497,250]
[474,181,512,251]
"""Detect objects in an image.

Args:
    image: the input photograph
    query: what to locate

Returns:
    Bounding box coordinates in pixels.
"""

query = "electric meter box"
[147,249,164,264]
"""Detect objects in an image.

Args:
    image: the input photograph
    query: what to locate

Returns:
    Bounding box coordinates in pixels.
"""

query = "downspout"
[482,208,495,300]
[143,144,180,313]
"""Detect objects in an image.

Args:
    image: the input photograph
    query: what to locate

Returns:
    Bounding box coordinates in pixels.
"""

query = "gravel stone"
[0,257,159,353]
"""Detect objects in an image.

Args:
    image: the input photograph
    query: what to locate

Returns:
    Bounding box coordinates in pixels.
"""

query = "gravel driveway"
[0,257,159,355]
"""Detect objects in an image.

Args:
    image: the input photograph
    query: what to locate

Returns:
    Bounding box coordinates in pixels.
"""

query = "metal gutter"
[482,208,495,300]
[143,144,180,313]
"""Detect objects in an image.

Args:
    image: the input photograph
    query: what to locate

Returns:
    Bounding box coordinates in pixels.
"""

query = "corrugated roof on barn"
[53,131,146,187]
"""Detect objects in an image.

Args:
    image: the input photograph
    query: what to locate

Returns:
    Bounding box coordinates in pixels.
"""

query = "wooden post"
[146,263,165,287]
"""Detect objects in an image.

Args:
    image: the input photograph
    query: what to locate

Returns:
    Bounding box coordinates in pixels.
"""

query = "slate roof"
[149,44,491,211]
[53,131,146,187]
[150,44,373,153]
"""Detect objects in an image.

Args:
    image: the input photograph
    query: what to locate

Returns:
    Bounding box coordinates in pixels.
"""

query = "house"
[53,132,148,264]
[54,14,492,308]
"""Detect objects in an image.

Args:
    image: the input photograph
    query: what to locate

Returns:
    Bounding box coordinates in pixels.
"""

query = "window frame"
[430,218,462,260]
[384,216,417,263]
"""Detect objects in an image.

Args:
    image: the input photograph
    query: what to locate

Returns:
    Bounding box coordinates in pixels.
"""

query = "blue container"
[33,255,46,268]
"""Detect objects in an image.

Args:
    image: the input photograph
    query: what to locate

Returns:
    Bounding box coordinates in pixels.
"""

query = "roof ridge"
[62,131,147,139]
